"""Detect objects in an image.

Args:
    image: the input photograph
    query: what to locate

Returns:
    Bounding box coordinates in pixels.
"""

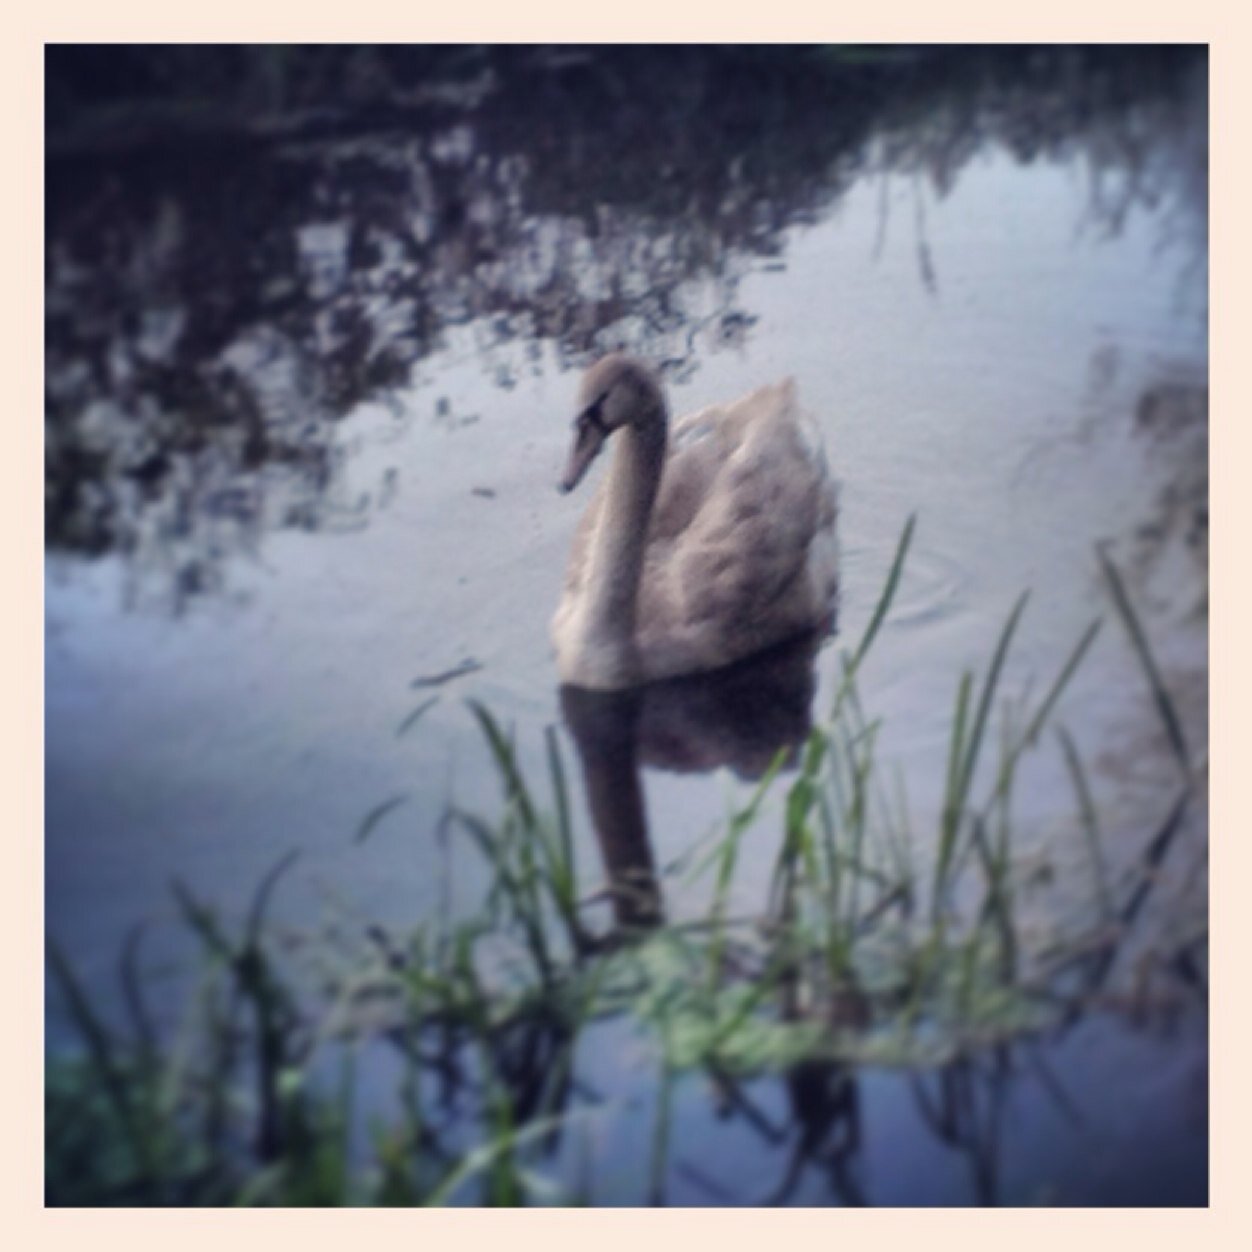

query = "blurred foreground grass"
[45,520,1207,1205]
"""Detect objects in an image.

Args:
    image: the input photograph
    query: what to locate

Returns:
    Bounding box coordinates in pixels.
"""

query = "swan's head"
[559,354,666,494]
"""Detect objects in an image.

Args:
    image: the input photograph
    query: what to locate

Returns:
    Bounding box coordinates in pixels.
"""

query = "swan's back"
[557,376,838,683]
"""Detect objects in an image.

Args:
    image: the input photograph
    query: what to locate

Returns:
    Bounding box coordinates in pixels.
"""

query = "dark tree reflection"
[46,46,1205,604]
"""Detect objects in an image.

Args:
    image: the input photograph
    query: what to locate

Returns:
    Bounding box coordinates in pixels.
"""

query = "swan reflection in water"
[559,625,825,932]
[561,625,872,1203]
[552,622,1128,1205]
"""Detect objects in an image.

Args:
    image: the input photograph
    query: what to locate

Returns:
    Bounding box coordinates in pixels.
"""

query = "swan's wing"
[647,403,738,542]
[642,380,836,654]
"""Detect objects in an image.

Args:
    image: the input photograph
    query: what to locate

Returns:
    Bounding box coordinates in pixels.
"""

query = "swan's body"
[552,355,838,690]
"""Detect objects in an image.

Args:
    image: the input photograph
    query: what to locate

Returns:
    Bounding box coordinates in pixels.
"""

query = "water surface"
[45,46,1208,1205]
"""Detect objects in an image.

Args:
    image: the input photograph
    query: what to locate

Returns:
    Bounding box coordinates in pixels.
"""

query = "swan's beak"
[558,421,607,494]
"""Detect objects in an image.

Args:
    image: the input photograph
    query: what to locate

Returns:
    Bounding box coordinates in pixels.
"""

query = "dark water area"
[45,46,1207,1206]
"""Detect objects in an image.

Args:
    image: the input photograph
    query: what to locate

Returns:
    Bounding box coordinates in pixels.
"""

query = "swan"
[552,354,838,690]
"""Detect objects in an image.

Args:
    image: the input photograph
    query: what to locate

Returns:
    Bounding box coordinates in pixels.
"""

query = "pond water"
[45,47,1208,1205]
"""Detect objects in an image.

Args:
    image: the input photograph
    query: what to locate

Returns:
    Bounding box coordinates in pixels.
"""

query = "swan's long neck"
[580,413,667,676]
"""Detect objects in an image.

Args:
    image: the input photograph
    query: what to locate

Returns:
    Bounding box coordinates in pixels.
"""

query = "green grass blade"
[958,591,1029,810]
[933,671,972,919]
[170,881,235,963]
[545,725,574,881]
[244,849,301,951]
[1055,725,1113,922]
[424,1112,580,1206]
[1016,618,1102,753]
[46,938,154,1179]
[648,1025,674,1206]
[396,696,439,738]
[120,923,158,1064]
[851,512,916,671]
[469,700,537,827]
[354,794,410,845]
[1098,546,1190,777]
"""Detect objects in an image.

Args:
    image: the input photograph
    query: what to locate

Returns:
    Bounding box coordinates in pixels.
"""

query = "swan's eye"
[575,392,610,435]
